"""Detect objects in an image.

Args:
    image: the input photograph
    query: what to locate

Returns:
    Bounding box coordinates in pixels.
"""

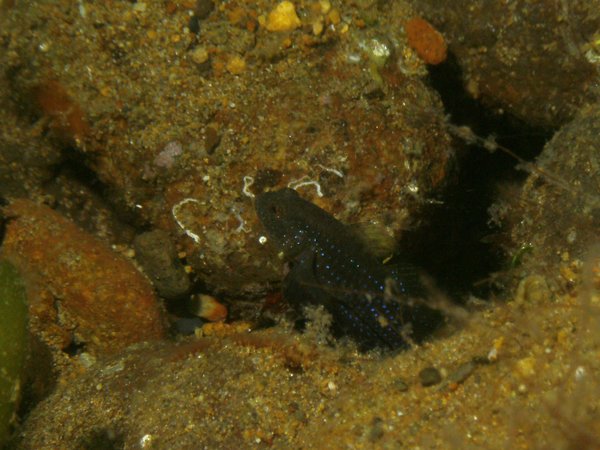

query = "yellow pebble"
[312,19,324,35]
[556,328,570,344]
[515,356,536,378]
[319,0,331,14]
[191,46,209,64]
[327,8,341,25]
[226,55,246,74]
[266,1,301,32]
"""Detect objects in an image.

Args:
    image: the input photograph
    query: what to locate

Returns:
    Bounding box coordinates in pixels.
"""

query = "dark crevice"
[402,54,554,301]
[44,147,148,238]
[62,338,86,357]
[48,146,103,188]
[0,196,9,246]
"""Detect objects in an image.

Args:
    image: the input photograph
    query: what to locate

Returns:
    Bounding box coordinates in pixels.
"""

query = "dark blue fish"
[255,188,442,350]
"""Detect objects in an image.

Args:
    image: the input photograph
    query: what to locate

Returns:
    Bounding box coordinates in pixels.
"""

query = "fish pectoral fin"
[283,248,328,307]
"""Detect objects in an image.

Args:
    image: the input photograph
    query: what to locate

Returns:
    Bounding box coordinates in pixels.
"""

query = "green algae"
[0,259,28,445]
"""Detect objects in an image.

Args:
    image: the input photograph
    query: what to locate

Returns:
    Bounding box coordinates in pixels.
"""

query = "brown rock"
[1,199,166,357]
[415,0,599,127]
[496,102,600,291]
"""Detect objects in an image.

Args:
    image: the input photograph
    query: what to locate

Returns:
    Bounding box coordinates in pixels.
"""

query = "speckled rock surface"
[1,0,453,296]
[493,102,600,291]
[414,0,600,127]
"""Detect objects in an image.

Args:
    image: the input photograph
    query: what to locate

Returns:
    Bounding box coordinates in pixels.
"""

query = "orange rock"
[405,17,447,65]
[1,199,166,355]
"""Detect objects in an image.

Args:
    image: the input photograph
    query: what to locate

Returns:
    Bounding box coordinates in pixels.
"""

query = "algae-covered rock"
[495,102,600,291]
[0,260,28,445]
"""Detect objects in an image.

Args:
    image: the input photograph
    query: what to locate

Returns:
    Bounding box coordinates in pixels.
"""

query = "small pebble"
[327,8,341,26]
[188,15,200,34]
[154,141,183,169]
[203,126,221,153]
[515,356,536,378]
[574,366,586,381]
[367,417,385,442]
[192,46,209,64]
[265,1,301,32]
[194,0,214,20]
[405,17,447,65]
[226,55,246,75]
[419,366,442,387]
[394,379,409,392]
[447,361,477,385]
[133,229,191,299]
[319,0,331,14]
[172,317,204,335]
[312,19,324,36]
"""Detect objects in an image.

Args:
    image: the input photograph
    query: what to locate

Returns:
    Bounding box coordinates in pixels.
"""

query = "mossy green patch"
[0,259,28,445]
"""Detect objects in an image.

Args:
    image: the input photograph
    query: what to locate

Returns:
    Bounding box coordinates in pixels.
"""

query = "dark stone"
[203,126,221,154]
[195,0,214,20]
[367,417,385,442]
[447,361,477,385]
[133,230,191,300]
[188,15,200,34]
[419,367,442,387]
[171,317,204,335]
[394,379,409,392]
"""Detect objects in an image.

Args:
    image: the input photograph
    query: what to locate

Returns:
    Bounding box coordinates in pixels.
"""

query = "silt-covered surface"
[14,284,600,449]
